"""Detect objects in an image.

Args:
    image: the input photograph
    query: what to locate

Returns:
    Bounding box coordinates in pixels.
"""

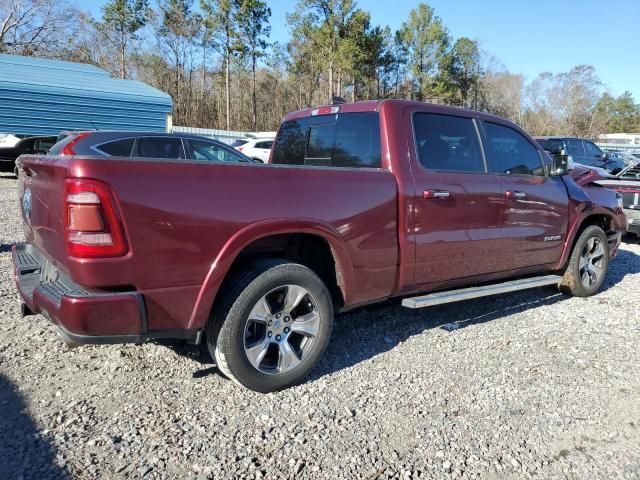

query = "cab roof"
[283,99,520,128]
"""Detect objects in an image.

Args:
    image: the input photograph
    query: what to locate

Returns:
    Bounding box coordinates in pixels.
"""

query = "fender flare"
[186,218,355,330]
[555,204,615,270]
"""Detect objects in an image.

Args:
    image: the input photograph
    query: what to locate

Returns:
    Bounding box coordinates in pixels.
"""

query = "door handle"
[424,190,450,199]
[505,190,526,199]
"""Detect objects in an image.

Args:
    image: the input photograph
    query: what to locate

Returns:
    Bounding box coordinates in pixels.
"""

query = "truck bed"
[17,155,399,332]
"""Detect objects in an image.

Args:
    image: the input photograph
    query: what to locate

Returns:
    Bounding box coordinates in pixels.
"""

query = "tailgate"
[17,154,72,275]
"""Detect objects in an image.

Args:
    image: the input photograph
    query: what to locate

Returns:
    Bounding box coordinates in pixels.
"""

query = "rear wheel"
[207,259,333,392]
[559,225,609,297]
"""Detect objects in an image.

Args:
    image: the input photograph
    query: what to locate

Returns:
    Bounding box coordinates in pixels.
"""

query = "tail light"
[237,146,245,152]
[65,179,128,258]
[61,132,90,156]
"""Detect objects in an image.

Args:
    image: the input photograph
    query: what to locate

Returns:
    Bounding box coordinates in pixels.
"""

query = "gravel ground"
[0,173,639,480]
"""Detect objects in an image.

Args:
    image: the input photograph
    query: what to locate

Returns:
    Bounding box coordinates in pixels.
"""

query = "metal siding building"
[0,54,172,135]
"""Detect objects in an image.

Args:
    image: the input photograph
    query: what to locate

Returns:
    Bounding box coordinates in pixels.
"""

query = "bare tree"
[0,0,75,55]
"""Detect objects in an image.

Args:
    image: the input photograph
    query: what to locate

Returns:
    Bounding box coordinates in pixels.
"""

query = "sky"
[81,0,640,99]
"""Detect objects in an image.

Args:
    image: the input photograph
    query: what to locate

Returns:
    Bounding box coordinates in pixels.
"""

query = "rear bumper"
[12,243,199,346]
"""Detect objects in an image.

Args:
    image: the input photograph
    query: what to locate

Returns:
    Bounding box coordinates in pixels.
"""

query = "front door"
[480,120,569,271]
[409,111,504,286]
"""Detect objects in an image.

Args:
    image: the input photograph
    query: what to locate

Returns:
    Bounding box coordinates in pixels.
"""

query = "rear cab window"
[272,112,381,168]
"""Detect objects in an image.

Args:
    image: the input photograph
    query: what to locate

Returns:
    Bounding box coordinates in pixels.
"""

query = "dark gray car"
[535,136,625,174]
[47,131,258,164]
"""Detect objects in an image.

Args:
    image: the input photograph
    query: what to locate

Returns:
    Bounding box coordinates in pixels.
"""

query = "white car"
[231,137,274,163]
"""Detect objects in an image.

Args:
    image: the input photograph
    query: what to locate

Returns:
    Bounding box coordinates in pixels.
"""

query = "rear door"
[480,120,569,271]
[408,110,503,286]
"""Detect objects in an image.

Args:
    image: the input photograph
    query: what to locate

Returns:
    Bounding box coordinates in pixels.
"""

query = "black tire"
[207,259,333,392]
[559,225,609,297]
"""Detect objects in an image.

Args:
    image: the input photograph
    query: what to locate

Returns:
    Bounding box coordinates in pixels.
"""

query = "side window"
[567,139,584,157]
[584,141,602,158]
[190,139,249,163]
[413,113,485,173]
[137,137,185,159]
[94,138,134,157]
[271,112,381,168]
[483,122,544,176]
[271,118,309,165]
[255,141,273,149]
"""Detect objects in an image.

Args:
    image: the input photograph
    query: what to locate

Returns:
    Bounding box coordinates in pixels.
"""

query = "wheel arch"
[186,219,354,330]
[556,209,613,271]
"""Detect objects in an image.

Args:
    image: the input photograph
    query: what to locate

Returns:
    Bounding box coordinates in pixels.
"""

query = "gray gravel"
[0,173,639,479]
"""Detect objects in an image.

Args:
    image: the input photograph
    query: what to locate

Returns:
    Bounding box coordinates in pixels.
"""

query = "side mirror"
[549,149,570,176]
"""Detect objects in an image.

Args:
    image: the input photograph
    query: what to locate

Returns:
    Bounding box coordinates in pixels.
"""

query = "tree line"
[1,0,639,137]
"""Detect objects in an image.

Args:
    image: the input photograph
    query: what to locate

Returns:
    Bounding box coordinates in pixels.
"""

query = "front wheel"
[559,225,609,297]
[207,259,333,392]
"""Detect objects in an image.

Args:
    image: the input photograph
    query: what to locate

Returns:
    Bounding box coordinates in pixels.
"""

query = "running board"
[402,275,562,309]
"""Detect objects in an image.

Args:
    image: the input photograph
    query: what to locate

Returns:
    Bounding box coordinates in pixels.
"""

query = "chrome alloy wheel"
[243,285,321,375]
[579,237,605,288]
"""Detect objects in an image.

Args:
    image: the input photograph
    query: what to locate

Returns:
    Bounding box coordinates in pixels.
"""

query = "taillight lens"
[65,179,128,258]
[61,132,90,156]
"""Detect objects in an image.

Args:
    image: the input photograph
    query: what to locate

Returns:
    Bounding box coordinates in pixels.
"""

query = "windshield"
[610,152,639,166]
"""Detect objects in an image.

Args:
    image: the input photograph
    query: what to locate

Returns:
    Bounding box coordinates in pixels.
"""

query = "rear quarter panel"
[65,158,398,329]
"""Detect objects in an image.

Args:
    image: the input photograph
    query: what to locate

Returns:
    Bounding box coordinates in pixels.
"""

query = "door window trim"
[410,110,490,175]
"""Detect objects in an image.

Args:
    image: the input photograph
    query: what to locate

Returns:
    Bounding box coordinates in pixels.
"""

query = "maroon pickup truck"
[13,100,626,392]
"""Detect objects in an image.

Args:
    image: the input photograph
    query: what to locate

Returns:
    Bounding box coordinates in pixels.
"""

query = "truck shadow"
[308,246,640,383]
[0,374,68,479]
[186,248,639,384]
